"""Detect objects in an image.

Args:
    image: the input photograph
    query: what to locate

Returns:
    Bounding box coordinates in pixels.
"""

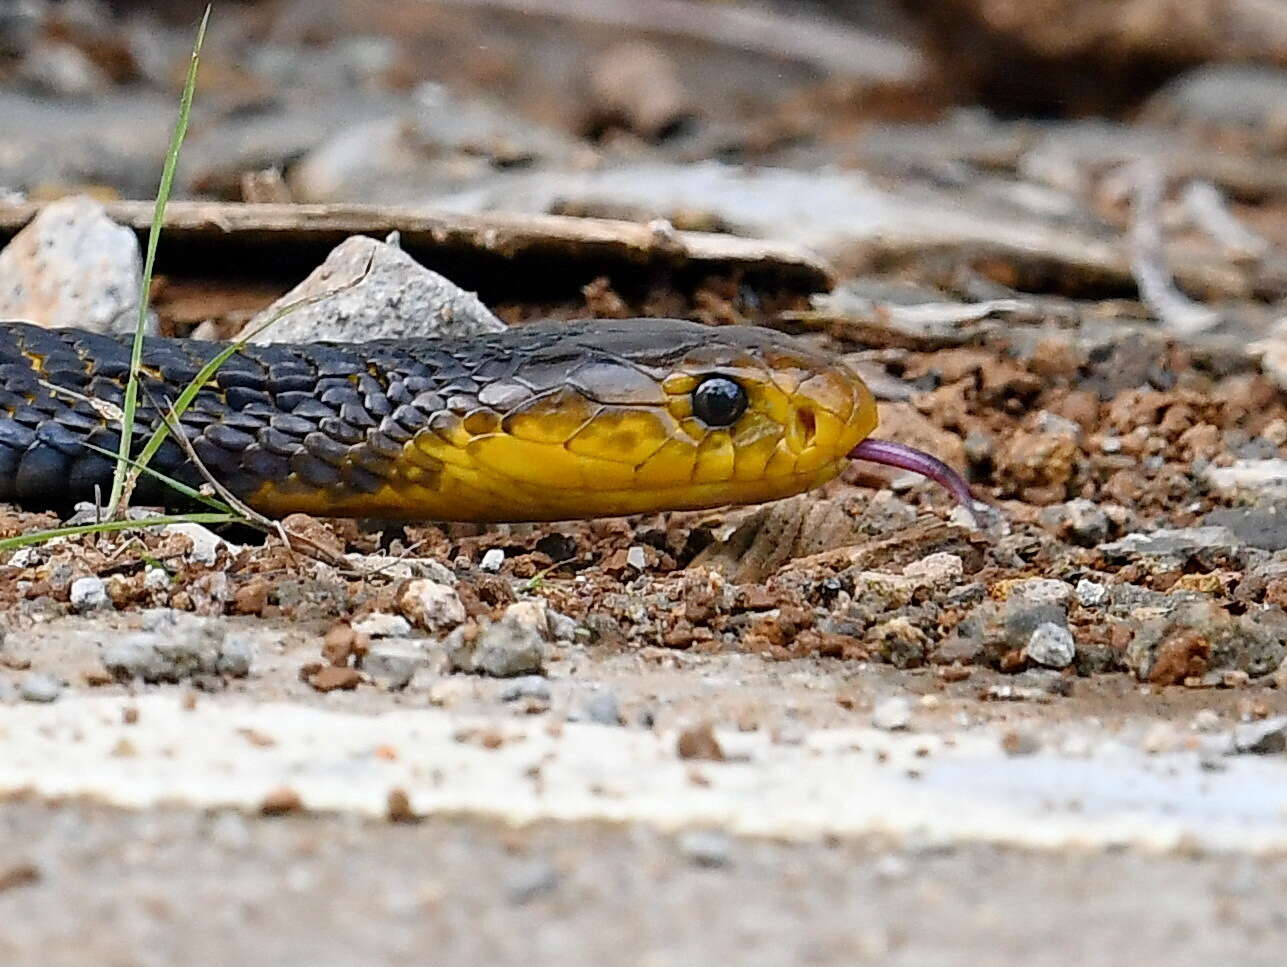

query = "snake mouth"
[848,438,979,509]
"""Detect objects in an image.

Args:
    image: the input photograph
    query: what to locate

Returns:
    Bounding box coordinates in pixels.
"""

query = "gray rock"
[479,548,505,573]
[20,673,62,703]
[677,830,733,868]
[585,691,622,726]
[100,612,253,683]
[1004,600,1067,649]
[871,696,912,731]
[69,576,110,613]
[0,195,150,336]
[446,605,547,678]
[351,613,413,639]
[500,676,551,702]
[1204,506,1287,551]
[1204,460,1287,496]
[506,861,560,905]
[397,579,466,634]
[244,235,503,345]
[1126,600,1287,682]
[1100,526,1243,559]
[1075,579,1109,608]
[361,641,423,691]
[1040,498,1110,546]
[1025,622,1076,669]
[1228,717,1287,756]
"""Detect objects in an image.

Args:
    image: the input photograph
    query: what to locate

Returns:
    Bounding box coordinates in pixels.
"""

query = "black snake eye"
[692,376,748,427]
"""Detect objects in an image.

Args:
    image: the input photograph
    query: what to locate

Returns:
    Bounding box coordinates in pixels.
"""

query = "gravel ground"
[3,800,1286,967]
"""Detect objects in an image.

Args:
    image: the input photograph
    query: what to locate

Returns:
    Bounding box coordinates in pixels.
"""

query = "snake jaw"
[848,437,980,510]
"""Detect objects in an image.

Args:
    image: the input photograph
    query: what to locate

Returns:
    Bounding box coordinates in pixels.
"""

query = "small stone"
[676,723,725,761]
[19,674,61,703]
[1100,526,1242,558]
[1203,460,1287,496]
[143,567,170,591]
[677,830,732,868]
[362,642,423,691]
[1191,709,1222,733]
[100,613,247,683]
[871,696,912,731]
[1228,717,1287,755]
[216,634,255,677]
[1075,579,1108,607]
[1025,622,1076,669]
[625,545,648,571]
[480,548,505,573]
[398,580,466,633]
[547,610,578,642]
[998,578,1073,608]
[69,576,110,613]
[163,522,238,567]
[500,676,551,702]
[352,613,413,639]
[260,787,304,816]
[1001,730,1040,756]
[506,862,560,905]
[307,665,362,692]
[245,235,503,345]
[0,195,148,335]
[446,604,547,678]
[901,552,964,589]
[585,691,621,726]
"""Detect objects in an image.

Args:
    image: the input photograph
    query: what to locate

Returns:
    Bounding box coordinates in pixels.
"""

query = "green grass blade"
[0,513,237,554]
[106,4,211,517]
[78,439,234,514]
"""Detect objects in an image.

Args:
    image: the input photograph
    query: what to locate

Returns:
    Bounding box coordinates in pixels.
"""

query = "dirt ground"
[4,1,1287,964]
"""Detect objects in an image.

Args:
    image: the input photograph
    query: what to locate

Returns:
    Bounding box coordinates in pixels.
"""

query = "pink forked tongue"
[849,438,978,509]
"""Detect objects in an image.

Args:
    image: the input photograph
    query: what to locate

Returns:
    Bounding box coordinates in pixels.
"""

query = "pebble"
[547,609,578,643]
[20,673,62,703]
[397,580,466,634]
[446,605,547,677]
[1100,526,1241,558]
[1203,460,1287,495]
[1075,578,1108,608]
[871,696,912,731]
[1191,709,1222,733]
[625,545,648,571]
[500,676,551,703]
[143,566,170,591]
[1228,717,1287,755]
[1025,622,1076,669]
[677,830,732,868]
[352,613,413,639]
[1002,578,1074,608]
[100,612,252,683]
[69,576,110,613]
[0,195,150,336]
[901,552,964,589]
[506,862,560,905]
[428,677,474,707]
[163,522,239,567]
[361,641,423,691]
[479,548,505,573]
[244,235,503,345]
[585,691,622,726]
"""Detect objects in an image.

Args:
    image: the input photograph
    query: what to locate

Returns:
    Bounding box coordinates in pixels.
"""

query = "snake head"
[427,320,881,519]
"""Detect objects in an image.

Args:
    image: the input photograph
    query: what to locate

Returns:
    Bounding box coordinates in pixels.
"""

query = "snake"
[0,318,976,522]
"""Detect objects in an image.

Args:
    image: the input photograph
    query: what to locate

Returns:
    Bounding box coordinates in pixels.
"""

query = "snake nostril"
[796,407,816,445]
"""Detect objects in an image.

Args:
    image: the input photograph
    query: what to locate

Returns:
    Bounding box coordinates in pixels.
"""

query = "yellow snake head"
[382,319,977,523]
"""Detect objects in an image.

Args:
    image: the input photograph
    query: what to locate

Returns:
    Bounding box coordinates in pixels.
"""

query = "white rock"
[1204,459,1287,494]
[144,566,170,591]
[0,195,149,335]
[352,612,413,639]
[163,522,238,567]
[480,548,505,573]
[1075,578,1108,608]
[362,641,423,691]
[626,546,647,570]
[244,235,503,345]
[871,696,912,731]
[398,579,466,633]
[901,552,964,588]
[1026,622,1076,669]
[446,603,549,678]
[69,576,110,613]
[1008,578,1073,608]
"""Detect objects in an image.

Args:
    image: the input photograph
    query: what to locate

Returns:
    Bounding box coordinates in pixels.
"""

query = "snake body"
[0,318,882,522]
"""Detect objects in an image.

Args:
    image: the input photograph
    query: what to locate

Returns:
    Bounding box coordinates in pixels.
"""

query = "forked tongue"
[849,438,991,522]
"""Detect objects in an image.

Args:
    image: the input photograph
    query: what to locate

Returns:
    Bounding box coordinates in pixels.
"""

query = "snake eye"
[692,376,748,427]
